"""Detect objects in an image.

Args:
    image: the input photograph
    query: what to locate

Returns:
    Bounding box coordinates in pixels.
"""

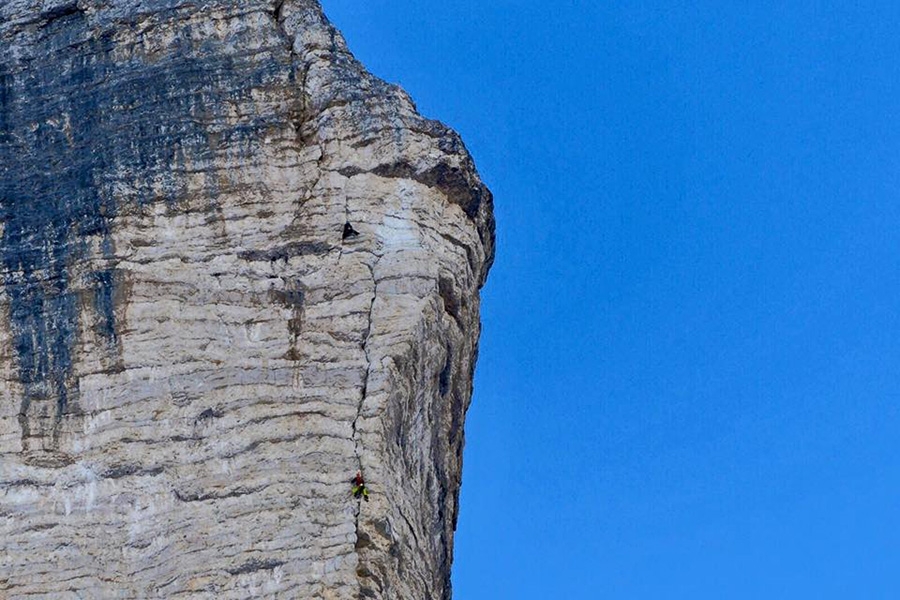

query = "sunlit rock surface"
[0,1,494,597]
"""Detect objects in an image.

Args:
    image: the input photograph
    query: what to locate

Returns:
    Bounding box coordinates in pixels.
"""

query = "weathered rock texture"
[0,1,494,597]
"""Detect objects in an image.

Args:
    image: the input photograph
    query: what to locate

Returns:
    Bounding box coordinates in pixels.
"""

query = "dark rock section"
[0,2,293,447]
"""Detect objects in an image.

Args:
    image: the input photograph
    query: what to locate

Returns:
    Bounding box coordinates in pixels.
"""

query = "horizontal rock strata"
[0,1,494,598]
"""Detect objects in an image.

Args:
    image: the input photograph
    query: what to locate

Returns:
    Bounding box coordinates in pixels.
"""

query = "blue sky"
[320,2,900,598]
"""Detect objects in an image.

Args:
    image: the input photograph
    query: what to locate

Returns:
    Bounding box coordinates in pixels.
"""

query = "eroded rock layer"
[0,1,494,597]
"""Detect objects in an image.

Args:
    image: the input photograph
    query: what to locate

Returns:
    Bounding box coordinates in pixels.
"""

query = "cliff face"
[0,1,494,597]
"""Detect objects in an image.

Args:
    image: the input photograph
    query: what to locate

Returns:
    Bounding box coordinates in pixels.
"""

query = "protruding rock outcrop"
[0,1,494,597]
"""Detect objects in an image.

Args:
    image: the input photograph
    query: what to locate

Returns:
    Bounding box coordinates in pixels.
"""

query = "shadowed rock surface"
[0,1,494,597]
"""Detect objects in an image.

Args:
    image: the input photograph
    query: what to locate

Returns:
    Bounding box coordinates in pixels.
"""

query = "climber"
[342,222,359,240]
[351,470,370,501]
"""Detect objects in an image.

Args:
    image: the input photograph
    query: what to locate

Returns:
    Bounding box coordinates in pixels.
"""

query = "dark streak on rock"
[271,281,306,360]
[338,160,485,218]
[438,276,464,332]
[4,479,51,488]
[238,241,332,262]
[355,529,373,550]
[22,451,76,468]
[100,464,164,480]
[195,407,223,423]
[173,485,263,503]
[39,2,84,28]
[438,343,453,398]
[226,558,285,576]
[1,10,293,447]
[222,431,331,459]
[243,409,326,427]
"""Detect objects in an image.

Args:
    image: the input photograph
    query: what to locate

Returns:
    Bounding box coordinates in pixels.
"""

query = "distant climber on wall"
[342,222,359,240]
[351,471,370,501]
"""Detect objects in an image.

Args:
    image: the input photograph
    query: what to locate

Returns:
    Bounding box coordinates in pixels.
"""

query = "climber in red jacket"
[351,471,370,501]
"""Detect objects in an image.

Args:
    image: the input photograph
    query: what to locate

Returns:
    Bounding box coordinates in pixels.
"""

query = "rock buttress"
[0,1,494,598]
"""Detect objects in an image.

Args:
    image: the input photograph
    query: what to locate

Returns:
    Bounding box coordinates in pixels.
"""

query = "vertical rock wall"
[0,1,494,597]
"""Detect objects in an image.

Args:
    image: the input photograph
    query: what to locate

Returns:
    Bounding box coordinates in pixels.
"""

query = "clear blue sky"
[320,2,900,598]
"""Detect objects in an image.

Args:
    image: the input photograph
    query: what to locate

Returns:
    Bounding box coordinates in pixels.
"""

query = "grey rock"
[0,1,494,598]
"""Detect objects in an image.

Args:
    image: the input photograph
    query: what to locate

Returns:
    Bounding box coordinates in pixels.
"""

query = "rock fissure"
[35,2,85,29]
[351,260,378,583]
[397,504,434,597]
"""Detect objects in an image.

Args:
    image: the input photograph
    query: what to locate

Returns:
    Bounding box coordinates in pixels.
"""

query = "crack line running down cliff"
[347,258,377,596]
[352,259,377,499]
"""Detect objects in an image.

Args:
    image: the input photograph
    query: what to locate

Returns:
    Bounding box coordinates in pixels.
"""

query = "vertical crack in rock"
[353,271,376,464]
[271,0,295,58]
[352,259,378,596]
[397,503,433,596]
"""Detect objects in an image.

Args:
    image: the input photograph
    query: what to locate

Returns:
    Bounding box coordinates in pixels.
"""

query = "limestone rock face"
[0,1,494,597]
